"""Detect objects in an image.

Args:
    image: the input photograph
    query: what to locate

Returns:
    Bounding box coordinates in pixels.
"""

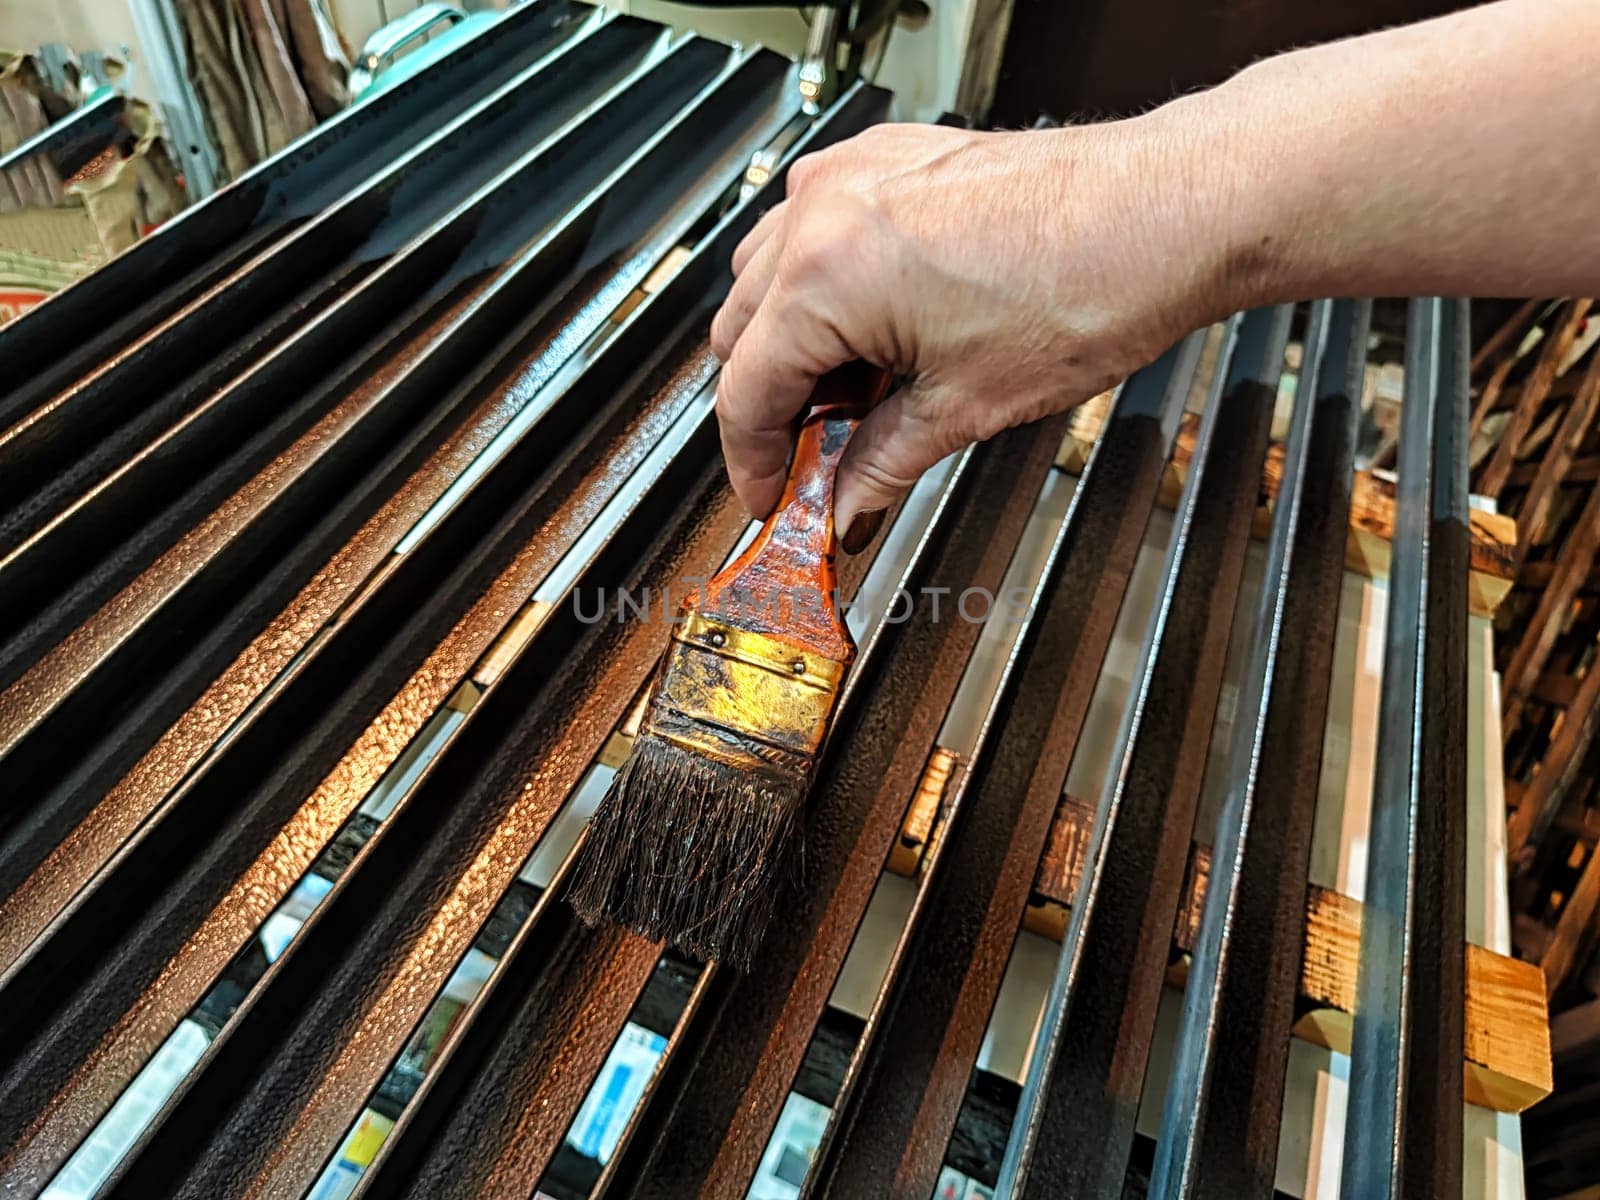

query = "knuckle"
[785,151,825,195]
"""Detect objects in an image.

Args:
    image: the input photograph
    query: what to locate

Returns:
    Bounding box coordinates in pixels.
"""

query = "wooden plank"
[885,746,959,876]
[1509,454,1600,491]
[1470,352,1520,442]
[1471,298,1542,376]
[1478,301,1593,498]
[1542,842,1600,995]
[1055,410,1517,618]
[1503,489,1600,741]
[1511,644,1600,864]
[1516,351,1600,561]
[929,795,1555,1114]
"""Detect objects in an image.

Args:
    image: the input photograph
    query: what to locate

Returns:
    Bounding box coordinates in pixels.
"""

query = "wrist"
[1131,65,1320,320]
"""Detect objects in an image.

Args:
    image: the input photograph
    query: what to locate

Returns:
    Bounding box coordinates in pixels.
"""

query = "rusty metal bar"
[1151,299,1371,1199]
[800,332,1207,1198]
[591,417,1068,1197]
[0,78,888,1198]
[0,0,596,414]
[1341,297,1470,1200]
[998,306,1292,1197]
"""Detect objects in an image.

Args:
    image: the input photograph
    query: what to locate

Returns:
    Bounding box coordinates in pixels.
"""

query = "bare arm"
[710,0,1600,544]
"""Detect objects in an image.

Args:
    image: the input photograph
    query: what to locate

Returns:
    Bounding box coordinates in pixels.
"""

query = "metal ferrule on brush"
[646,612,847,771]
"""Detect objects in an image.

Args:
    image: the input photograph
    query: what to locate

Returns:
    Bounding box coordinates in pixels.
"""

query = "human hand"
[709,117,1248,548]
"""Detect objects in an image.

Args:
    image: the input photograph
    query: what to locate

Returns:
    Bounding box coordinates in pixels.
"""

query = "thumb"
[833,382,961,550]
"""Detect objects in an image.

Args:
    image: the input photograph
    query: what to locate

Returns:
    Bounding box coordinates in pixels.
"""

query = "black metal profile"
[801,331,1207,1198]
[1151,298,1371,1199]
[0,26,891,1192]
[0,0,598,412]
[1340,296,1470,1200]
[997,306,1293,1197]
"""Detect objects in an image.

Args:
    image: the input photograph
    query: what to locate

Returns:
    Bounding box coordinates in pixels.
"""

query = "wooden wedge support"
[886,792,1553,1114]
[1054,406,1518,618]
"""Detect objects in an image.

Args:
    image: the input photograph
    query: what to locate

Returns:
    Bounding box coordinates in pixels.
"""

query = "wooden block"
[1010,796,1555,1114]
[887,747,961,877]
[1055,412,1517,618]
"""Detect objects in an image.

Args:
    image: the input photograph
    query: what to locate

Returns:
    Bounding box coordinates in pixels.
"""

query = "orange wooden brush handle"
[708,363,893,659]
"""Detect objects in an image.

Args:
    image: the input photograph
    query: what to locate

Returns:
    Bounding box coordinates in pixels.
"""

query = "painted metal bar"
[0,92,127,176]
[1150,299,1371,1199]
[998,306,1293,1197]
[1341,297,1470,1200]
[0,15,666,559]
[0,80,891,1200]
[0,0,597,411]
[0,29,711,656]
[593,411,1067,1198]
[95,431,745,1200]
[0,321,713,1198]
[341,412,956,1200]
[801,332,1207,1198]
[0,42,788,911]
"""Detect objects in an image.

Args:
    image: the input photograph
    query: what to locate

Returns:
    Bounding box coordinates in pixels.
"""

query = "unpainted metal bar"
[997,306,1293,1197]
[801,332,1207,1199]
[1151,299,1370,1199]
[1340,297,1469,1200]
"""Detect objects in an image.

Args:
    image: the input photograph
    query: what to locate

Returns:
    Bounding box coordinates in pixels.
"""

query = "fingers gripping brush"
[569,363,892,969]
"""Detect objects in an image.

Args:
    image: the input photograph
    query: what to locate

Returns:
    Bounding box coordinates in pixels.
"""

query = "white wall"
[326,0,979,121]
[0,0,147,68]
[608,0,978,121]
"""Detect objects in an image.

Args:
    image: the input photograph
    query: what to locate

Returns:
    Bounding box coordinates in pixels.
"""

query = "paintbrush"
[569,362,891,968]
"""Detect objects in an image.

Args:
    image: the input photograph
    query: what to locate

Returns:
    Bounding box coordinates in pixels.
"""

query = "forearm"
[1129,0,1600,313]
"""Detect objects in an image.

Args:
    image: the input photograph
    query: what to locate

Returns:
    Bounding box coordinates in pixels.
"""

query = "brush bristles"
[567,732,809,969]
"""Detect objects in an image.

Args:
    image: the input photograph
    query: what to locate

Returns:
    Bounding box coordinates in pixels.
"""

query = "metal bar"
[0,92,127,176]
[997,306,1293,1197]
[801,332,1207,1198]
[1340,297,1470,1200]
[0,0,596,410]
[0,21,689,579]
[341,411,949,1200]
[0,42,787,908]
[95,433,745,1200]
[0,81,891,1200]
[0,15,665,558]
[593,412,1067,1197]
[0,319,713,1197]
[1150,299,1371,1199]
